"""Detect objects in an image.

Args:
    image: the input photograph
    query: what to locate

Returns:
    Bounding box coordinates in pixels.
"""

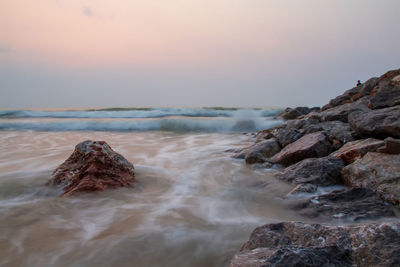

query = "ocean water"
[0,107,302,267]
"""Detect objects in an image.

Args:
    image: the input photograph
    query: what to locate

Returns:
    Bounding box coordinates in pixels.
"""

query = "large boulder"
[342,152,400,205]
[230,221,400,267]
[270,132,332,166]
[348,105,400,138]
[315,98,370,123]
[369,69,400,109]
[290,188,395,221]
[244,139,281,164]
[278,107,319,120]
[277,157,344,186]
[47,140,136,197]
[330,138,385,164]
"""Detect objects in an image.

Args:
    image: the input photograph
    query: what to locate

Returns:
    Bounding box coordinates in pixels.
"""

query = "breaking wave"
[0,108,281,119]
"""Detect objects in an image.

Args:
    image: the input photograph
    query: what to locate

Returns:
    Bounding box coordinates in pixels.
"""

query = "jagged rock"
[270,132,332,166]
[245,139,281,164]
[352,77,379,101]
[278,107,319,120]
[369,69,400,109]
[47,140,136,197]
[315,98,369,123]
[290,188,395,221]
[348,105,400,138]
[377,137,400,154]
[230,221,400,267]
[330,138,385,164]
[317,121,355,144]
[277,157,344,186]
[342,152,400,205]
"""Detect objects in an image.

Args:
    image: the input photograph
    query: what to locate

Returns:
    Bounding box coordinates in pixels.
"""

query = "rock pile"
[229,68,400,266]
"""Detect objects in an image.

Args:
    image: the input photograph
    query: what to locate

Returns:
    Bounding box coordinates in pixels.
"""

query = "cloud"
[82,6,93,17]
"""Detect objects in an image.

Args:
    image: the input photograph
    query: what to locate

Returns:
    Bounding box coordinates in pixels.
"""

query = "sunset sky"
[1,0,399,108]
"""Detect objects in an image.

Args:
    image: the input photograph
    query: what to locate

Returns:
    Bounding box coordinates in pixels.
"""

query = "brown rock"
[342,152,400,205]
[316,98,369,123]
[270,132,332,166]
[47,140,135,197]
[330,138,385,164]
[377,137,400,154]
[230,221,400,267]
[369,69,400,109]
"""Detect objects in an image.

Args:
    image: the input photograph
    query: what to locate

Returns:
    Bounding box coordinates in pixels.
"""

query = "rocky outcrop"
[270,132,332,166]
[47,140,136,197]
[349,105,400,138]
[342,152,400,205]
[231,221,400,267]
[369,69,400,109]
[277,157,344,186]
[290,188,395,221]
[244,139,281,164]
[330,138,385,164]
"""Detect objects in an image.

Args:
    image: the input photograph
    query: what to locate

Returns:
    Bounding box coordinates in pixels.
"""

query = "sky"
[1,0,399,108]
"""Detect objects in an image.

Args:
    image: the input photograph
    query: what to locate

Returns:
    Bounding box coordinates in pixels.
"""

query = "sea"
[0,107,306,267]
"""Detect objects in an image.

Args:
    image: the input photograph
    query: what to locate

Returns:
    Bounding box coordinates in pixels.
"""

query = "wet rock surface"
[270,132,332,166]
[277,157,344,186]
[244,138,281,164]
[342,152,400,205]
[290,188,395,221]
[230,221,400,267]
[47,140,136,197]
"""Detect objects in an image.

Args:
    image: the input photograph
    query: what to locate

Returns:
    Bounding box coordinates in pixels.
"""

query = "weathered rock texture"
[369,69,400,109]
[290,188,395,221]
[330,138,385,164]
[342,152,400,205]
[270,132,331,166]
[277,157,344,186]
[230,221,400,267]
[244,139,281,164]
[47,140,135,197]
[349,105,400,138]
[278,106,319,120]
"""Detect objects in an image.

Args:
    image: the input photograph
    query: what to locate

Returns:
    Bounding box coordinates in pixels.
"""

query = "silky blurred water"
[0,130,304,267]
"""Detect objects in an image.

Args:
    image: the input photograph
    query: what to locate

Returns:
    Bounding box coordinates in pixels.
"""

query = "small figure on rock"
[357,80,362,86]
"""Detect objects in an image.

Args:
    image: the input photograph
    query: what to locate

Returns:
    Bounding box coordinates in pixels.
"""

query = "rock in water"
[47,140,135,197]
[230,221,400,267]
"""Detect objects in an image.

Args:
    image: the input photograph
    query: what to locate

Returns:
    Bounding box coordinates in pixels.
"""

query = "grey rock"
[291,188,395,221]
[231,221,400,267]
[342,152,400,205]
[349,105,400,138]
[277,157,344,186]
[316,98,370,123]
[245,139,281,164]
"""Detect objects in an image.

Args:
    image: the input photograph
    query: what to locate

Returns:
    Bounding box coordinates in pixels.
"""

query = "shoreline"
[228,68,400,266]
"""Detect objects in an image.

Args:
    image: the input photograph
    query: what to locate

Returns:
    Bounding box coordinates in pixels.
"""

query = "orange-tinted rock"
[47,140,135,197]
[330,138,384,164]
[270,132,331,166]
